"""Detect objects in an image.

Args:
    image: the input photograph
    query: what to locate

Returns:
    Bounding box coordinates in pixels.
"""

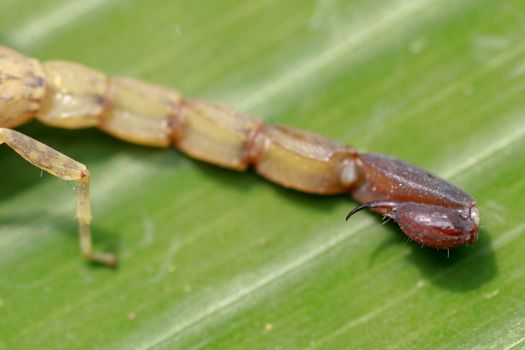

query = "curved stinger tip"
[345,201,400,221]
[345,203,373,221]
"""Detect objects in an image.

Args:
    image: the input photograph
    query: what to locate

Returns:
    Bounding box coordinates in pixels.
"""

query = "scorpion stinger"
[345,201,401,221]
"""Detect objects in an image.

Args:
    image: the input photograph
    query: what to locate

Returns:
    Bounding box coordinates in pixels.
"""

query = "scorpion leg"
[0,128,117,266]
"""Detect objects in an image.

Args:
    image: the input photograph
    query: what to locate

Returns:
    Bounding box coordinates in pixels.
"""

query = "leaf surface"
[1,1,525,349]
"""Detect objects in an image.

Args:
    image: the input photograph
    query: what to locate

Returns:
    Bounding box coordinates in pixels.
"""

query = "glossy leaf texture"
[1,1,525,349]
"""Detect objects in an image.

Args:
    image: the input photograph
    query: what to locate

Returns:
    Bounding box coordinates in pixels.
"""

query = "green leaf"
[1,0,525,349]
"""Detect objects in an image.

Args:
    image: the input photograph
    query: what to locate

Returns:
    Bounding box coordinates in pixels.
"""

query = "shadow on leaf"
[369,215,496,291]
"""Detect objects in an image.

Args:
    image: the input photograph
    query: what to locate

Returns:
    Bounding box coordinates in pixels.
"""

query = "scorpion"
[0,46,479,267]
